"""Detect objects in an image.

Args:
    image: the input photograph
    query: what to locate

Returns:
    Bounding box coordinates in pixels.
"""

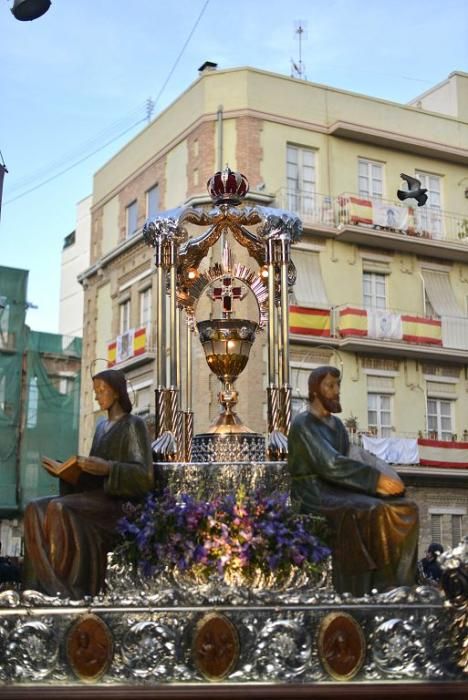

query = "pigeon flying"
[397,173,428,207]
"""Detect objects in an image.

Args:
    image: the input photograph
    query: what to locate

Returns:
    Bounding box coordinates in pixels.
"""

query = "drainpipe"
[217,105,224,171]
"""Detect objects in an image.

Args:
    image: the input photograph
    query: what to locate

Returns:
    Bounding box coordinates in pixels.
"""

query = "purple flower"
[117,488,331,580]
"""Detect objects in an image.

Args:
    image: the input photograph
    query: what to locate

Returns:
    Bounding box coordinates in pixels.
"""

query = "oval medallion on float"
[66,614,113,683]
[192,612,240,681]
[317,612,366,681]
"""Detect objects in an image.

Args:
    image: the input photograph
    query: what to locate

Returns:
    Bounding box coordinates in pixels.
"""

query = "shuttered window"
[292,250,329,307]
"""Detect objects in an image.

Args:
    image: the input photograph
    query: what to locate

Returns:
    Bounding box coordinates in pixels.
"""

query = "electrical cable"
[3,0,211,207]
[4,117,146,205]
[6,102,148,195]
[151,0,210,111]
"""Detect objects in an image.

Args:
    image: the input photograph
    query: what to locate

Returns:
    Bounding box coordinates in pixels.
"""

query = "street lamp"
[10,0,51,21]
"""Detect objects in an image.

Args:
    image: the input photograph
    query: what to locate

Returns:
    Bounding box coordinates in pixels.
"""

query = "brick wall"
[236,116,263,187]
[186,120,216,199]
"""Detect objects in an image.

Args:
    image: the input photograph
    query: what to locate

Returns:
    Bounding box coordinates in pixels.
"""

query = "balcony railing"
[275,190,468,243]
[360,434,468,469]
[107,324,153,367]
[289,303,468,352]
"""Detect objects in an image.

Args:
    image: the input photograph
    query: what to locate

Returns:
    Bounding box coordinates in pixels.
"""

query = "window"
[363,271,386,309]
[0,299,10,348]
[286,145,316,215]
[430,514,442,543]
[119,299,131,334]
[367,393,392,437]
[292,249,329,307]
[427,398,453,440]
[27,376,38,429]
[290,365,311,419]
[135,386,152,417]
[50,374,75,395]
[146,185,159,220]
[358,159,383,199]
[139,288,152,327]
[126,201,138,238]
[452,514,463,546]
[0,374,5,412]
[415,171,442,238]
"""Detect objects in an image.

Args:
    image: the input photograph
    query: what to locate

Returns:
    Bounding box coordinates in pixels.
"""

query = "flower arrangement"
[117,489,331,587]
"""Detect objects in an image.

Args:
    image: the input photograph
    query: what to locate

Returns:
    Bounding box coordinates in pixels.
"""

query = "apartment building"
[59,195,92,338]
[79,66,468,552]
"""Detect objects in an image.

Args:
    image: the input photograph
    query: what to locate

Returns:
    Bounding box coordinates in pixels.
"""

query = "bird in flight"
[397,173,428,207]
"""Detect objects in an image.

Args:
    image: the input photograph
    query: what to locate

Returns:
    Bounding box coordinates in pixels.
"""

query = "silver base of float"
[0,578,465,689]
[155,459,288,497]
[191,433,266,463]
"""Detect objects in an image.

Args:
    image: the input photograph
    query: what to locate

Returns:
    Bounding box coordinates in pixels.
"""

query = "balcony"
[289,304,468,362]
[276,190,468,263]
[107,324,155,370]
[355,433,468,479]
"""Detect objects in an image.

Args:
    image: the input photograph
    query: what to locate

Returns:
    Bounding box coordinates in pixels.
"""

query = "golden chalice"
[197,318,258,434]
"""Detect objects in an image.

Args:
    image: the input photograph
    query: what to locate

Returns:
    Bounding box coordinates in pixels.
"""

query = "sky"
[1,0,467,334]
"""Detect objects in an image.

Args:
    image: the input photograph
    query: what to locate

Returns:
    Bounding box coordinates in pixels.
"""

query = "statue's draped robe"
[24,414,153,599]
[288,411,419,596]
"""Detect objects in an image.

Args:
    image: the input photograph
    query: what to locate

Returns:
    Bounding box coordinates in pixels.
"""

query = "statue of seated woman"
[23,369,153,599]
[288,366,419,597]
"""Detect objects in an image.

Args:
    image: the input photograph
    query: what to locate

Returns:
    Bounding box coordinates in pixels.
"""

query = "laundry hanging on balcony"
[362,436,419,464]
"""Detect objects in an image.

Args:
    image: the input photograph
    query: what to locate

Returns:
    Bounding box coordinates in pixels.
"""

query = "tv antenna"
[146,97,155,124]
[291,21,307,80]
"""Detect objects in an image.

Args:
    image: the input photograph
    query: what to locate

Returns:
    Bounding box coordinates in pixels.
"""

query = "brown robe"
[288,411,419,596]
[23,413,153,599]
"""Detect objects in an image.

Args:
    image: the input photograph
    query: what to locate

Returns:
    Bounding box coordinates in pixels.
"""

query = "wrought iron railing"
[275,189,468,243]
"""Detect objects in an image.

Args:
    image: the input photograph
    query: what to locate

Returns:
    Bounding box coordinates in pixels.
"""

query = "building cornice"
[329,121,468,165]
[78,230,146,283]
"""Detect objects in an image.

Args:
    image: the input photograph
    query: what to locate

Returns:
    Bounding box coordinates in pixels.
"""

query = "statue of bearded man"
[288,365,419,596]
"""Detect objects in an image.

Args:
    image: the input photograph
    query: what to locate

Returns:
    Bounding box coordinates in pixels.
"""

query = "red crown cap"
[207,167,249,205]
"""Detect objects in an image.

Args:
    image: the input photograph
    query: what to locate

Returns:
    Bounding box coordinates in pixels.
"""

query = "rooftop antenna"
[146,97,155,124]
[291,20,307,80]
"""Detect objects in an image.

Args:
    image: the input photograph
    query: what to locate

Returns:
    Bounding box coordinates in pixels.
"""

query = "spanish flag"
[107,341,117,367]
[347,196,373,225]
[289,305,330,337]
[401,315,442,346]
[133,326,147,355]
[338,307,367,337]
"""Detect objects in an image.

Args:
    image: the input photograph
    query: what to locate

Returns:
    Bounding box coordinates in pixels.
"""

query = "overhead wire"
[4,0,211,206]
[4,117,146,205]
[6,102,149,195]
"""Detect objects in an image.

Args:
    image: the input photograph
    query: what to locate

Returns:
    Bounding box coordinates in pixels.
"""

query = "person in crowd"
[417,542,444,585]
[0,541,20,584]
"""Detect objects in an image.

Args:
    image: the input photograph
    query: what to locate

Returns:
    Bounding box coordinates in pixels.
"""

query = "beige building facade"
[79,65,468,554]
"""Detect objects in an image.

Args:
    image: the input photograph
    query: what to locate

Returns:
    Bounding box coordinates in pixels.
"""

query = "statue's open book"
[41,456,80,485]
